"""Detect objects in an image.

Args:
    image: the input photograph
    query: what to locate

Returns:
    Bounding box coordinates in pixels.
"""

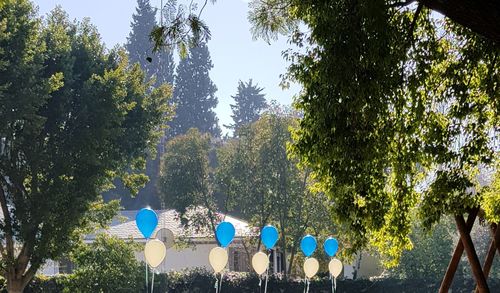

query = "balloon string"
[306,278,310,293]
[334,277,337,293]
[303,277,307,293]
[264,261,269,293]
[145,262,148,292]
[151,271,155,293]
[331,275,334,293]
[214,274,219,293]
[219,272,224,293]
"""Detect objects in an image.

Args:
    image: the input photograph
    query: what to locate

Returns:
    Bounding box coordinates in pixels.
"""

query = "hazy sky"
[34,0,300,134]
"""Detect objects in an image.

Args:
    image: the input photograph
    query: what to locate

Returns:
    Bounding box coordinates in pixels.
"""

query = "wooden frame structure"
[439,208,500,293]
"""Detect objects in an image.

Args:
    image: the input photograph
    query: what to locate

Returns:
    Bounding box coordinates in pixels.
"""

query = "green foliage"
[0,1,172,290]
[227,79,268,132]
[169,42,221,138]
[389,218,455,280]
[127,0,175,87]
[107,0,176,210]
[217,109,333,274]
[249,0,499,267]
[1,270,499,293]
[158,128,218,232]
[483,170,500,223]
[150,0,213,54]
[66,234,143,293]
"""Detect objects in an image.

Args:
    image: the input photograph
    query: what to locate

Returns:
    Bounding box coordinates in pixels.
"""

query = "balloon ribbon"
[214,274,219,293]
[219,272,224,293]
[145,262,148,292]
[151,271,155,293]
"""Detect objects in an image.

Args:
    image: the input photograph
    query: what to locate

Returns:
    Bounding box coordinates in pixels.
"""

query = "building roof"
[85,209,252,242]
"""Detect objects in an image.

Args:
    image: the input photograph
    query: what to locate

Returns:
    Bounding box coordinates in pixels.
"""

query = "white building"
[41,209,284,275]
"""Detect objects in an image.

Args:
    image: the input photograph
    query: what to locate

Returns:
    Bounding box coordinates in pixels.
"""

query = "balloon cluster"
[250,225,279,293]
[300,235,343,293]
[208,221,235,274]
[136,208,167,268]
[209,221,235,293]
[136,208,173,293]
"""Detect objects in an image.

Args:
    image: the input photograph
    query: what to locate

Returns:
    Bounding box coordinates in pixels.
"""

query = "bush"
[3,269,499,292]
[65,234,144,292]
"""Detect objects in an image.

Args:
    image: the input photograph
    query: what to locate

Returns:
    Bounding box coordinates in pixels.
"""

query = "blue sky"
[34,0,300,134]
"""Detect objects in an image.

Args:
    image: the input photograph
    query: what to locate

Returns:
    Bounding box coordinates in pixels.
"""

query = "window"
[58,257,74,274]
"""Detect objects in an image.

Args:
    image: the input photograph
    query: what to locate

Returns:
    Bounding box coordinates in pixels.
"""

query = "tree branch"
[0,179,14,261]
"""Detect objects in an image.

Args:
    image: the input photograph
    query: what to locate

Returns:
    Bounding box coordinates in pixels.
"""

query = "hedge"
[0,270,499,292]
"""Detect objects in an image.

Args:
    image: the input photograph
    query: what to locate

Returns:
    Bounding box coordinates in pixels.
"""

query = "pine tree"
[228,79,267,132]
[106,0,176,209]
[169,42,221,138]
[126,0,175,86]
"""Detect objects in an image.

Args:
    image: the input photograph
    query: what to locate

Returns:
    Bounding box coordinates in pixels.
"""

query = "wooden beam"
[419,0,500,43]
[455,215,489,293]
[439,208,478,293]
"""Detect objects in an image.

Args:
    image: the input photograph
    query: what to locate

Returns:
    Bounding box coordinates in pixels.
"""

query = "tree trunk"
[455,215,490,293]
[6,271,27,293]
[440,208,478,292]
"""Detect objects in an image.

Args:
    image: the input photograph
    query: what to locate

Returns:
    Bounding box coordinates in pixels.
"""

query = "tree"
[250,0,499,292]
[389,218,455,280]
[67,234,144,293]
[158,128,219,234]
[126,0,175,86]
[106,0,176,209]
[227,79,267,133]
[0,2,171,292]
[169,42,221,138]
[217,109,333,277]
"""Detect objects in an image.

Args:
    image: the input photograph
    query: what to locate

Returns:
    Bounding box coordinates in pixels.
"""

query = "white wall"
[40,259,58,276]
[136,243,219,273]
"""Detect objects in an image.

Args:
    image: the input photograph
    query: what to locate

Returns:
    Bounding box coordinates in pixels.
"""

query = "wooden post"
[439,208,478,293]
[474,224,499,293]
[455,215,489,293]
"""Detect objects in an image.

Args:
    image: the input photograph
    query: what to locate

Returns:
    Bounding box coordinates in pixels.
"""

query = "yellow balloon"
[209,247,228,273]
[251,252,269,275]
[144,239,167,268]
[303,257,319,278]
[329,258,343,278]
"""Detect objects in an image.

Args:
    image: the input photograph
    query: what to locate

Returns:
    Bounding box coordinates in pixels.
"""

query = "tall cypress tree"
[169,42,221,138]
[126,0,175,86]
[228,79,267,132]
[106,0,176,209]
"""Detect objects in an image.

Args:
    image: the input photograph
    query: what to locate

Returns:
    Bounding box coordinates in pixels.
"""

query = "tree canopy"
[217,109,333,276]
[158,128,219,233]
[250,0,499,267]
[0,1,172,291]
[227,79,268,132]
[168,42,221,138]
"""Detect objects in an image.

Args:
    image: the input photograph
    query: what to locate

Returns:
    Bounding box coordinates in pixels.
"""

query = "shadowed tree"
[106,0,176,209]
[227,79,267,133]
[169,42,221,138]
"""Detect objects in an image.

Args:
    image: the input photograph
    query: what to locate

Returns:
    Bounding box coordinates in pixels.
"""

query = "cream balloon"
[144,239,167,268]
[329,258,343,278]
[209,247,228,273]
[251,252,269,275]
[303,257,319,278]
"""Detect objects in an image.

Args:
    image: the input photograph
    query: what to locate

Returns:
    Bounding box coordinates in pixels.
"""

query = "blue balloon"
[135,208,158,239]
[323,237,339,257]
[300,235,317,257]
[261,225,279,250]
[216,221,235,248]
